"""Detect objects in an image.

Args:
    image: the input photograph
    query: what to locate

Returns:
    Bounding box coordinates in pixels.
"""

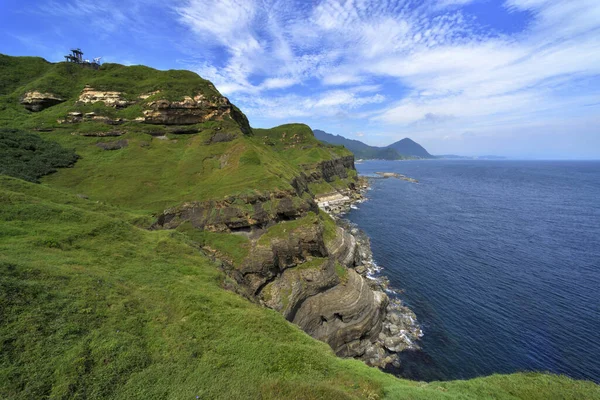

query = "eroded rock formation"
[59,86,252,135]
[78,86,134,108]
[153,154,420,368]
[154,189,318,232]
[20,91,64,111]
[142,95,251,134]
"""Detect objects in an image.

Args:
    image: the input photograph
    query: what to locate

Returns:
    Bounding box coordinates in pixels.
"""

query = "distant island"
[314,129,505,160]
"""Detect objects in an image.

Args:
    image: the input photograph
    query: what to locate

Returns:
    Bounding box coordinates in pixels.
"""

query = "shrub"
[0,128,79,182]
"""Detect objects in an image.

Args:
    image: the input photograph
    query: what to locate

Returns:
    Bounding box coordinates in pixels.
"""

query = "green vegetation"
[0,128,78,182]
[254,124,349,165]
[335,262,349,283]
[176,221,250,265]
[257,212,320,246]
[296,257,329,271]
[2,178,598,400]
[0,55,53,96]
[321,210,339,245]
[1,55,598,399]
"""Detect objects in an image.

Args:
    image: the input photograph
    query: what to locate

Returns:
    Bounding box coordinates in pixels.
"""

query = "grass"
[257,212,320,246]
[254,123,349,165]
[0,177,382,400]
[176,222,250,265]
[1,55,358,209]
[321,210,339,245]
[335,262,349,283]
[296,257,329,271]
[0,54,247,134]
[1,176,598,400]
[38,131,299,213]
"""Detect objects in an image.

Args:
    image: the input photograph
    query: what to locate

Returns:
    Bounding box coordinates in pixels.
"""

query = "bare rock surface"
[142,94,251,134]
[78,86,133,108]
[20,91,64,111]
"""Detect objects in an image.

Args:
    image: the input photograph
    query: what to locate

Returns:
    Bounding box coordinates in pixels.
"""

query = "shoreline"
[316,177,423,368]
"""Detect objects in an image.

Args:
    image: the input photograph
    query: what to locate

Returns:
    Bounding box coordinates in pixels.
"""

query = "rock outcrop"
[20,91,64,111]
[96,139,128,151]
[78,86,134,108]
[143,95,251,134]
[62,87,252,135]
[154,190,318,232]
[293,269,388,357]
[303,155,356,183]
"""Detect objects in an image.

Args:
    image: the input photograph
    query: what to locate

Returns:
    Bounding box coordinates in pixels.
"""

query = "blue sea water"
[346,160,600,382]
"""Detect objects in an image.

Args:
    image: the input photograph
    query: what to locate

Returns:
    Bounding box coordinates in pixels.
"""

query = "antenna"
[93,57,102,64]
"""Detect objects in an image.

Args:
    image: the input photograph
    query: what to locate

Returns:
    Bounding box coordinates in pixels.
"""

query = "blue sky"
[2,0,600,158]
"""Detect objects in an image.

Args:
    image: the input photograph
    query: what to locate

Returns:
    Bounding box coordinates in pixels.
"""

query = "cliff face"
[143,95,251,134]
[152,154,409,366]
[303,155,356,183]
[154,189,318,232]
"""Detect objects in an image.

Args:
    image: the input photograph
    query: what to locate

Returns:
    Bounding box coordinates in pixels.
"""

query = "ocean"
[346,160,600,382]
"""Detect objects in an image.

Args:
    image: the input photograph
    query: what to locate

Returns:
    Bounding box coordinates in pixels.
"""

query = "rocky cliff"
[152,154,418,367]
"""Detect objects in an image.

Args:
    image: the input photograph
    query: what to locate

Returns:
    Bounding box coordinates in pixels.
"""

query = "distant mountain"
[387,138,433,158]
[313,129,433,159]
[313,130,407,160]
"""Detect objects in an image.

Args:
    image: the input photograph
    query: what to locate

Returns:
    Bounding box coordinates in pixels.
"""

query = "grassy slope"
[254,124,349,165]
[1,55,353,212]
[1,54,357,210]
[2,178,598,400]
[1,55,598,399]
[254,124,358,194]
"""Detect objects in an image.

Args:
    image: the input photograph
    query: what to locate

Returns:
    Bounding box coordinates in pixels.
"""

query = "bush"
[0,128,79,182]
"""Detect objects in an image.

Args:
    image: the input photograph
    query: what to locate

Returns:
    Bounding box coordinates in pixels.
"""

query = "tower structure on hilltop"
[64,48,101,69]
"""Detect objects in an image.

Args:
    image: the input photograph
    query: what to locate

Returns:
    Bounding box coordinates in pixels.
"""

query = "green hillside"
[1,55,598,399]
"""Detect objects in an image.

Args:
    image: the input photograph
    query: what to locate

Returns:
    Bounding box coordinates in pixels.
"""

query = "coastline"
[316,177,423,368]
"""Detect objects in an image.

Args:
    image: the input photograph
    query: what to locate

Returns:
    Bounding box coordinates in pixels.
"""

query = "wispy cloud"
[20,0,600,156]
[170,0,600,148]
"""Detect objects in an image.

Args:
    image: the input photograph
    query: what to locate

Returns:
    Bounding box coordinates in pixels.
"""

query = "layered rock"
[78,86,133,108]
[326,225,359,267]
[293,269,388,357]
[142,94,250,132]
[64,86,252,135]
[303,155,356,183]
[20,91,64,111]
[154,190,318,232]
[152,154,417,368]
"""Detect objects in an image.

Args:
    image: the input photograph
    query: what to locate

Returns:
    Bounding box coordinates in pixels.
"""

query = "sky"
[1,0,600,158]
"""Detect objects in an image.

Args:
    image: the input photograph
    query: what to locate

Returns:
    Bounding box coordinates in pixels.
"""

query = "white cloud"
[260,77,300,90]
[43,0,598,155]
